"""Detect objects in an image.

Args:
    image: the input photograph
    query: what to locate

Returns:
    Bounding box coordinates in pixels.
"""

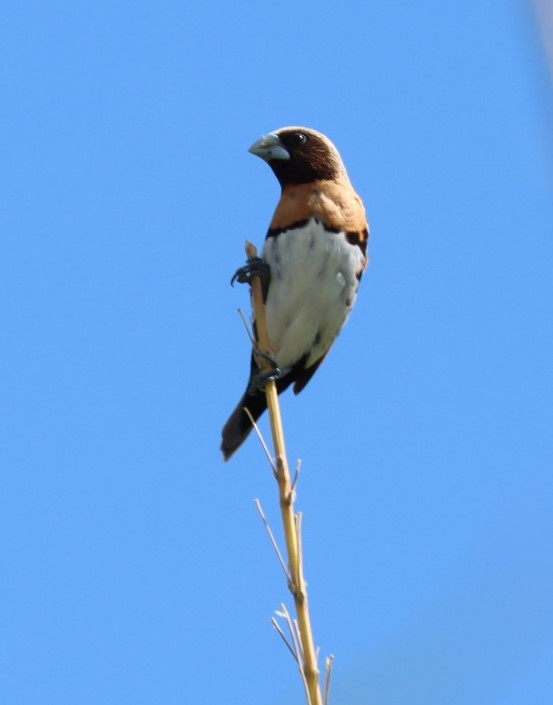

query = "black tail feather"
[221,390,268,461]
[221,356,308,460]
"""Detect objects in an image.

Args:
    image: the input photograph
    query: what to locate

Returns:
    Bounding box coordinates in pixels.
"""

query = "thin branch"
[295,512,305,595]
[275,605,303,665]
[271,616,298,661]
[291,459,302,494]
[254,499,290,582]
[291,617,311,704]
[237,307,256,347]
[324,656,335,705]
[277,603,311,701]
[243,407,276,472]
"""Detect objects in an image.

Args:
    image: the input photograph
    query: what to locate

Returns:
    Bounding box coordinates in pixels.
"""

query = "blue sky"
[1,2,552,704]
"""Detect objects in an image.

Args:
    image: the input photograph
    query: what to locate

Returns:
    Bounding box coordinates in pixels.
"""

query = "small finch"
[221,127,369,460]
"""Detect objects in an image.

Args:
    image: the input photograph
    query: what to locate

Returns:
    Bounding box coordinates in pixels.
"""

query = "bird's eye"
[290,132,308,146]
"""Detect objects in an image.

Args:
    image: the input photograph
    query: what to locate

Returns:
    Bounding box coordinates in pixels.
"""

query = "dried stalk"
[245,241,323,705]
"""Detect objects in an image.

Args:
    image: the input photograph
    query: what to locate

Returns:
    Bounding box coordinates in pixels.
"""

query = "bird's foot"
[248,352,281,392]
[248,368,282,393]
[231,257,271,287]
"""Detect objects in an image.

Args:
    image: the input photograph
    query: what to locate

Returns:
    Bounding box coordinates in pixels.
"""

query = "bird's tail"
[221,390,268,461]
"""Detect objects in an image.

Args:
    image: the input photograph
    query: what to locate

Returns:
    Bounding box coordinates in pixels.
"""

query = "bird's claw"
[248,352,281,392]
[248,367,282,393]
[231,257,271,287]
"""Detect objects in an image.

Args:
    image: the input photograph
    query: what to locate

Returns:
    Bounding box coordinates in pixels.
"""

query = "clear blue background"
[1,2,552,704]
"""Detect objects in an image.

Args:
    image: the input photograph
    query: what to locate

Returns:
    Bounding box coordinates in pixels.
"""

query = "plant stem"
[245,242,323,705]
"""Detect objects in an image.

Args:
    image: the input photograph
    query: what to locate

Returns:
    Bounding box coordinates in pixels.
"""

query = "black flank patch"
[267,219,310,238]
[322,223,341,234]
[346,227,369,256]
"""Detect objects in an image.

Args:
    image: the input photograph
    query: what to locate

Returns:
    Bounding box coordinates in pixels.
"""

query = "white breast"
[261,218,365,371]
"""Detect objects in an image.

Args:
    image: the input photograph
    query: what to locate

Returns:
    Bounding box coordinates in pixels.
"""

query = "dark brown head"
[249,126,350,188]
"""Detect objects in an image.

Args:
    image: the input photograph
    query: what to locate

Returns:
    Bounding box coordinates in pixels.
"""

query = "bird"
[221,126,369,460]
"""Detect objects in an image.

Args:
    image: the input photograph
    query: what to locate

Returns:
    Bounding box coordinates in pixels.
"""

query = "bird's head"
[248,127,349,187]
